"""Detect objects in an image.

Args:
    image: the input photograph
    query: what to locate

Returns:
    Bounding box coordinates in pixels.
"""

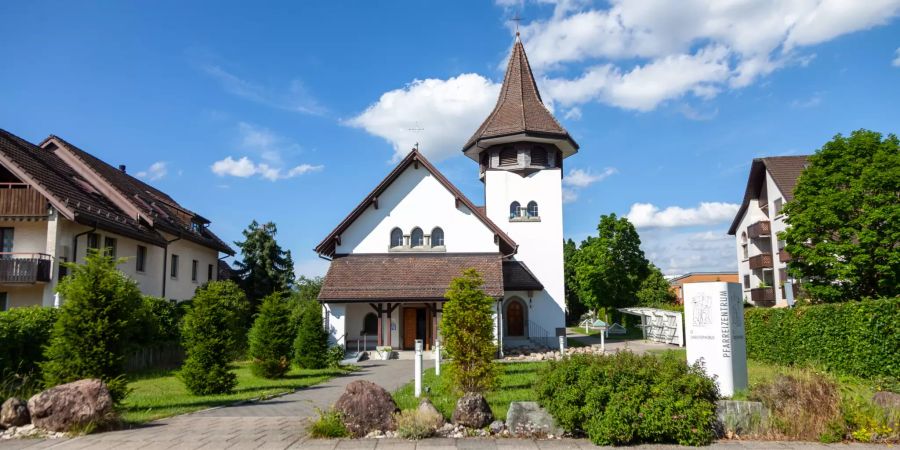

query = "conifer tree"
[233,220,295,310]
[441,268,497,394]
[293,300,328,369]
[248,293,293,378]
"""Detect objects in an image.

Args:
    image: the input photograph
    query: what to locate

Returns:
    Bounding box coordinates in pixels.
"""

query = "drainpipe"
[161,234,182,298]
[71,222,98,264]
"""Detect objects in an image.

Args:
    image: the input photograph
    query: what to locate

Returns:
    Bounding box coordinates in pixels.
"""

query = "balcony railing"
[778,248,791,262]
[0,253,52,284]
[749,253,774,270]
[0,184,47,217]
[747,220,771,239]
[750,287,776,306]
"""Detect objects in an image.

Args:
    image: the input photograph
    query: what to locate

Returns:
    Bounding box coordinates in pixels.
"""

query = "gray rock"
[452,392,493,428]
[505,401,563,436]
[27,379,115,432]
[417,398,444,425]
[333,380,398,437]
[489,420,505,434]
[873,391,900,410]
[715,400,769,438]
[0,398,30,428]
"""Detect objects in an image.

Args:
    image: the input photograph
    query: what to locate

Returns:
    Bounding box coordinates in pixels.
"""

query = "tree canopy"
[233,220,296,309]
[635,264,678,309]
[782,129,899,302]
[441,268,497,394]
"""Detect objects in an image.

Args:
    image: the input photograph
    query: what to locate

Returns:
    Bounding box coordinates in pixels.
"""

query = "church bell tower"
[462,35,579,334]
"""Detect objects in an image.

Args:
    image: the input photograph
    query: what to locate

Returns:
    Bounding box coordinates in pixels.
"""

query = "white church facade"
[315,37,578,353]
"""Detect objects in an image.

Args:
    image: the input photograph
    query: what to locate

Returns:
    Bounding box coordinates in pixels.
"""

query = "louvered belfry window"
[499,147,517,166]
[530,147,548,166]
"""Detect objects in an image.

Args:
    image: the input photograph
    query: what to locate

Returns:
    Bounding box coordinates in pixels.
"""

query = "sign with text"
[683,282,748,397]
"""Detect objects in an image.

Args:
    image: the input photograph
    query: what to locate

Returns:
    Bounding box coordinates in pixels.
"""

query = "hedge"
[744,297,899,379]
[0,306,58,376]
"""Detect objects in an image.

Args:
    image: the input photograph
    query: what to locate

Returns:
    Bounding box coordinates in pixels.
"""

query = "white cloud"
[562,188,580,203]
[563,167,617,188]
[893,47,900,67]
[346,74,501,162]
[211,156,323,181]
[791,92,823,108]
[563,107,582,120]
[626,201,740,228]
[640,228,736,276]
[135,161,167,181]
[200,64,326,115]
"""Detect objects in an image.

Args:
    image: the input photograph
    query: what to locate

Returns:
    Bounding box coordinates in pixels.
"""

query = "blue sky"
[2,1,899,277]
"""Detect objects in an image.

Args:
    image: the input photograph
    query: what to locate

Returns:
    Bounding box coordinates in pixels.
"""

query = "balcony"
[778,248,791,262]
[0,184,47,218]
[749,253,774,270]
[750,287,776,306]
[0,253,52,284]
[747,220,771,239]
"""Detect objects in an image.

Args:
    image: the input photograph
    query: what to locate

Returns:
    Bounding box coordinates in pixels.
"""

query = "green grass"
[393,362,543,422]
[120,361,352,424]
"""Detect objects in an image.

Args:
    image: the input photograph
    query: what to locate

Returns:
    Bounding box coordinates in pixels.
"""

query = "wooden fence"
[125,343,185,372]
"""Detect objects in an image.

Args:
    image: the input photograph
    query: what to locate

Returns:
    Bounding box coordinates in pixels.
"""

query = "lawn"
[121,361,352,424]
[393,362,543,422]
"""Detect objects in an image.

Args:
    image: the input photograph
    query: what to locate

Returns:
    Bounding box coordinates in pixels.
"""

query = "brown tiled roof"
[314,148,517,258]
[40,135,233,254]
[318,253,505,301]
[462,38,577,153]
[728,155,810,235]
[502,260,543,291]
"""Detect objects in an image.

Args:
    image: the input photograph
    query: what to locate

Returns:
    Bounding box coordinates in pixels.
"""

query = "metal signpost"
[414,339,423,398]
[434,340,441,376]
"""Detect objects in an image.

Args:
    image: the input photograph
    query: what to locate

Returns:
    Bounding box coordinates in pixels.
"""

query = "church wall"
[334,165,499,255]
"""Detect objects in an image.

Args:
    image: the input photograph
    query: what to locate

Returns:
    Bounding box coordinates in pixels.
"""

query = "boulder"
[452,392,493,428]
[418,398,444,425]
[333,380,397,437]
[873,391,900,410]
[505,401,563,436]
[27,379,114,432]
[0,398,30,428]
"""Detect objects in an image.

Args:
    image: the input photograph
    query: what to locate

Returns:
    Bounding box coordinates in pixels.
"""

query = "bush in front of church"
[536,352,719,446]
[440,268,498,394]
[179,280,250,395]
[293,299,329,369]
[247,293,293,378]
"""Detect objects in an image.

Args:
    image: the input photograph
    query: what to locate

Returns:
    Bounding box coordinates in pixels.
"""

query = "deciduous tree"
[636,264,677,309]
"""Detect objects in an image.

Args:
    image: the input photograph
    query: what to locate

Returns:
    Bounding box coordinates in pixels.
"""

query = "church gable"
[314,149,516,257]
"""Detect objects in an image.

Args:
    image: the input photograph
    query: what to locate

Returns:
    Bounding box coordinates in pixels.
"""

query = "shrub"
[179,280,250,395]
[293,299,328,369]
[537,352,719,446]
[394,408,443,439]
[308,408,349,438]
[325,345,345,368]
[247,293,293,378]
[440,268,497,394]
[136,296,186,344]
[749,374,842,442]
[41,251,145,401]
[744,298,899,379]
[0,306,58,378]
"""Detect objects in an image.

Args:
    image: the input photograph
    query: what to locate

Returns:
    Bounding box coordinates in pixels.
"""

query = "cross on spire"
[511,11,523,37]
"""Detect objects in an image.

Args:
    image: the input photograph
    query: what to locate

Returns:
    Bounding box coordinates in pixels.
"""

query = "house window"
[411,228,424,248]
[0,293,6,311]
[136,245,147,272]
[390,228,403,248]
[499,147,517,166]
[208,264,214,281]
[526,201,539,218]
[87,233,100,250]
[362,313,378,336]
[741,232,749,259]
[743,275,750,289]
[0,228,13,254]
[431,227,445,247]
[191,260,198,282]
[170,254,179,278]
[509,201,521,219]
[774,198,784,216]
[530,147,548,166]
[104,237,117,258]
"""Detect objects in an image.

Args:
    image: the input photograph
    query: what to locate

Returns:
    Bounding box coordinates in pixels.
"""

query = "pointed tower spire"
[462,38,578,159]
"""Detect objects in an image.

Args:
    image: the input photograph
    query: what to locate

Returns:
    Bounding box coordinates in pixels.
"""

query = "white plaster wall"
[0,219,52,308]
[485,169,565,334]
[323,303,346,346]
[335,165,499,255]
[163,235,220,301]
[764,172,789,306]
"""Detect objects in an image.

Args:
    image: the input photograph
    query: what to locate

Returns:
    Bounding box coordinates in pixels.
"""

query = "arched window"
[411,227,424,247]
[499,147,517,166]
[530,147,548,166]
[362,313,378,336]
[526,201,539,218]
[509,201,521,219]
[431,227,445,247]
[390,228,403,248]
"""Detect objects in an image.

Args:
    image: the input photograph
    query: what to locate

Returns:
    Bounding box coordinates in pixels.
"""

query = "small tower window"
[526,201,539,218]
[411,227,424,247]
[509,201,521,219]
[431,227,445,247]
[390,228,403,248]
[530,147,548,166]
[499,147,517,166]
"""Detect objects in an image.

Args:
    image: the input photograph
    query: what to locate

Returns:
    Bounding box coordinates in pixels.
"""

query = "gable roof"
[502,260,543,291]
[314,148,517,258]
[462,37,578,154]
[40,135,232,254]
[728,155,810,235]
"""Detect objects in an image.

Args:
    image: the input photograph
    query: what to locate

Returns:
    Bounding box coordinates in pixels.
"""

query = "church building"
[315,37,578,354]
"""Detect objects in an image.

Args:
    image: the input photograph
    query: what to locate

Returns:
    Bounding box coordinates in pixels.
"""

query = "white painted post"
[434,340,441,376]
[414,339,423,398]
[558,335,565,357]
[600,328,605,353]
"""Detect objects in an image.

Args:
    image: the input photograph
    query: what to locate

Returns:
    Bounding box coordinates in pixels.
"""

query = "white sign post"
[683,282,748,397]
[434,340,441,376]
[414,339,423,398]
